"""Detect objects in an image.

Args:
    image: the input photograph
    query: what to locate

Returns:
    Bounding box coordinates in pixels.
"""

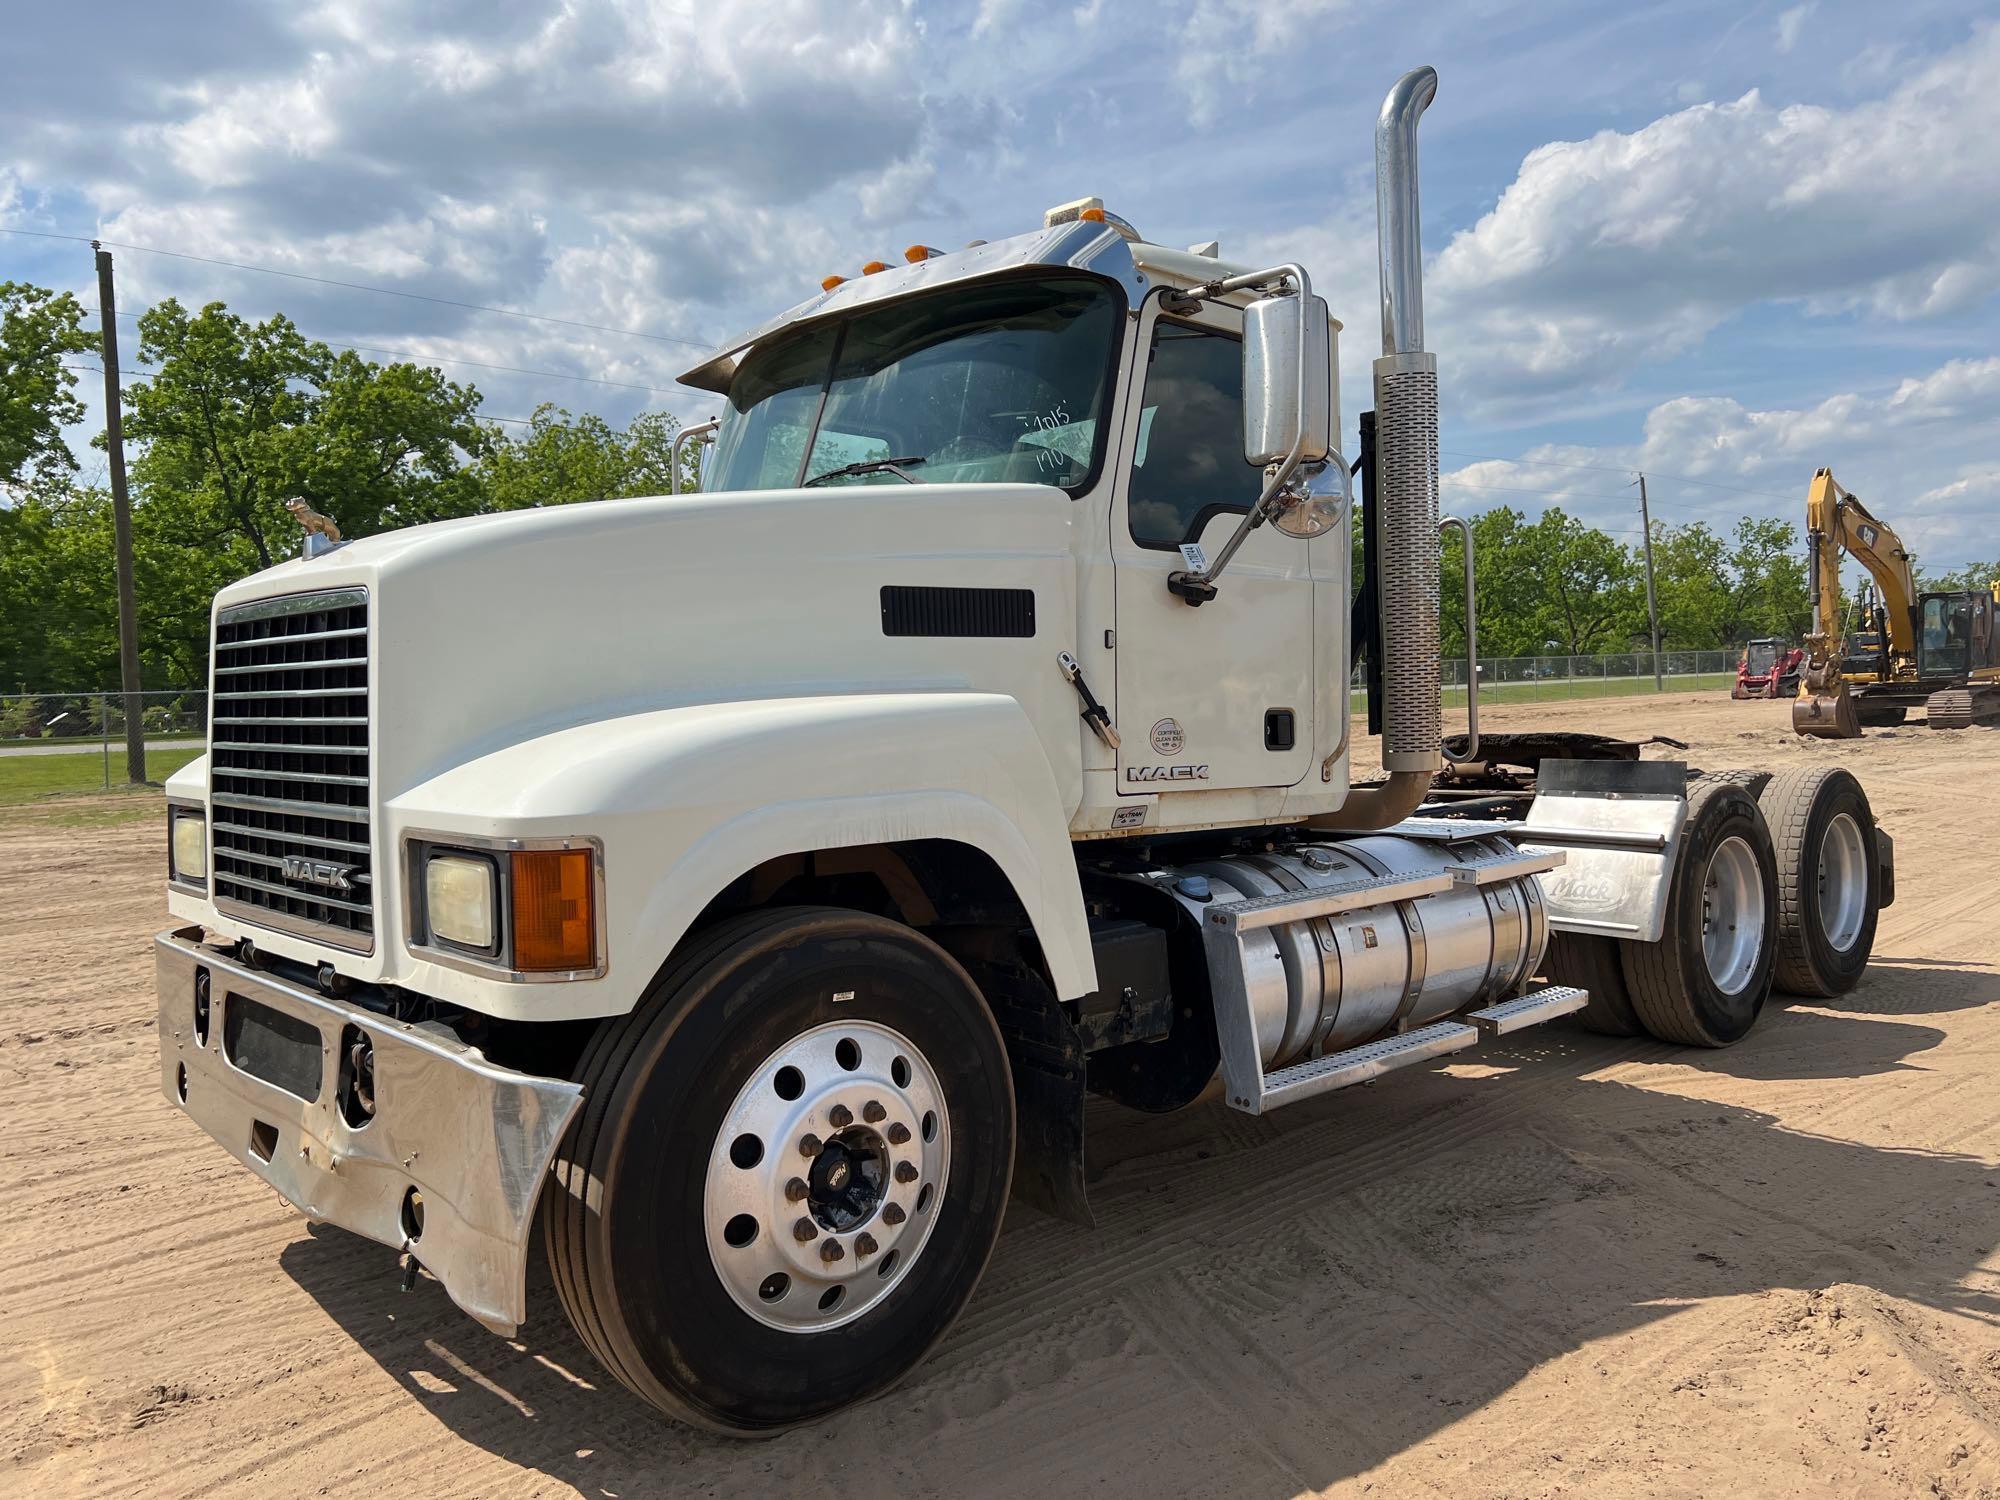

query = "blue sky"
[4,0,1995,567]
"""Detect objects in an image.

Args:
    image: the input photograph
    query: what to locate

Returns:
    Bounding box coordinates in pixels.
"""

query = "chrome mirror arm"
[1163,262,1316,606]
[671,418,720,494]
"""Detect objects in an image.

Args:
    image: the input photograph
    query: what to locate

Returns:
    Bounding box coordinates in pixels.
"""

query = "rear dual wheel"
[1759,767,1879,997]
[1623,778,1779,1046]
[543,908,1014,1435]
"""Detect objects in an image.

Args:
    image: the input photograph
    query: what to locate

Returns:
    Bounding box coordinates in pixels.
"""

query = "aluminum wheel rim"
[704,1019,950,1333]
[1817,812,1868,952]
[1700,834,1765,995]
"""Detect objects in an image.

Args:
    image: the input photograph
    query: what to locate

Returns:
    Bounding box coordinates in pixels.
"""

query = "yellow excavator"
[1793,467,2000,736]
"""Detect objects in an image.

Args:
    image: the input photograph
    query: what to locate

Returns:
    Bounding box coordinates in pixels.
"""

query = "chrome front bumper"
[155,926,583,1335]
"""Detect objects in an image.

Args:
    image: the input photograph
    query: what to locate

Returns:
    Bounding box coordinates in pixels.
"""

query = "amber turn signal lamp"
[904,245,941,263]
[511,848,596,972]
[861,260,890,275]
[821,274,846,291]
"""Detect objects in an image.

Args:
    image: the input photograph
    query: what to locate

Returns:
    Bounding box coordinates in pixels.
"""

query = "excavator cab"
[1917,591,1985,678]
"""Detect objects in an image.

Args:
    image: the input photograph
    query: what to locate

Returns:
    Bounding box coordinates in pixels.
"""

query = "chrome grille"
[209,588,373,951]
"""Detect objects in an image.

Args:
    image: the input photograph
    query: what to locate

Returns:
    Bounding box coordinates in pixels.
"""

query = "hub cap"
[1700,834,1766,995]
[1816,812,1868,952]
[704,1020,950,1332]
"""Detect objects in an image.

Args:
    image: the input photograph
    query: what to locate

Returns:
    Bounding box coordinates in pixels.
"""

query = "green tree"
[1918,558,2000,594]
[1,282,96,493]
[0,487,120,689]
[472,404,688,510]
[1511,507,1642,654]
[1647,520,1731,648]
[122,299,489,573]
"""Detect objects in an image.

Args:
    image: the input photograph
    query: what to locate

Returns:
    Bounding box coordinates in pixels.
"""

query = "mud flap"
[1520,759,1688,945]
[962,958,1095,1227]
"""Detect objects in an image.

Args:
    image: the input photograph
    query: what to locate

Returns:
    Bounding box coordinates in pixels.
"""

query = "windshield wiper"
[803,456,927,488]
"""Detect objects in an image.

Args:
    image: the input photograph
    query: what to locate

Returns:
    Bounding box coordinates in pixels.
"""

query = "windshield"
[1745,641,1777,674]
[705,275,1121,494]
[1920,594,1973,676]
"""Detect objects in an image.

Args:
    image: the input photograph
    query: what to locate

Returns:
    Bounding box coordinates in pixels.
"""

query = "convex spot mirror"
[1242,290,1332,472]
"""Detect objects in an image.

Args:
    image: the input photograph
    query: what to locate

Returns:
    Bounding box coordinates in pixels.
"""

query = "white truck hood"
[211,483,1081,803]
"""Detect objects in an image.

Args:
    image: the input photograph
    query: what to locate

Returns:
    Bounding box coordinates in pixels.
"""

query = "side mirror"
[1242,291,1332,471]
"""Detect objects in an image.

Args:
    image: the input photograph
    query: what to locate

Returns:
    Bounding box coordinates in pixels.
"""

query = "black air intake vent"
[880,585,1036,639]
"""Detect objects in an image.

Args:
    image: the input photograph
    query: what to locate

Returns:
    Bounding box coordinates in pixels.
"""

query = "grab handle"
[1440,514,1479,764]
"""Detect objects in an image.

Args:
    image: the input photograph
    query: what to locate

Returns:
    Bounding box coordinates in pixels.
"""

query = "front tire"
[543,908,1015,1434]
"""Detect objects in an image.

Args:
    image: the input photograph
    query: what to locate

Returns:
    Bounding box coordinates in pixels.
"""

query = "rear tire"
[1544,931,1641,1036]
[1622,780,1779,1047]
[543,907,1015,1434]
[1758,767,1879,997]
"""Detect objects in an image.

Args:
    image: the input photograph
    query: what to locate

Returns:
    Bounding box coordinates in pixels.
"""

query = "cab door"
[1110,304,1317,793]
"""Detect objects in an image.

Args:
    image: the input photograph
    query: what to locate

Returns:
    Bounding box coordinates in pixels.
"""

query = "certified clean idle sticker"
[1150,717,1185,756]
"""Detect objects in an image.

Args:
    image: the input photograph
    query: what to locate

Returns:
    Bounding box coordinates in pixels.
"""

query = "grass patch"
[0,746,202,806]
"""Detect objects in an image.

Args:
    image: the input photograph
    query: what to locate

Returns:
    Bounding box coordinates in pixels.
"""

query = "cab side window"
[1128,321,1260,548]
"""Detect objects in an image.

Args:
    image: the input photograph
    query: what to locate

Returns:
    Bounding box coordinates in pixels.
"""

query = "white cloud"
[1174,0,1361,121]
[1427,24,2000,412]
[1442,355,2000,567]
[1776,3,1813,54]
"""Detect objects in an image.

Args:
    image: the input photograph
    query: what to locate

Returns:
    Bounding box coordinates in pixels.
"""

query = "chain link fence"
[0,691,209,792]
[1344,649,1743,709]
[1437,649,1740,704]
[8,649,1747,789]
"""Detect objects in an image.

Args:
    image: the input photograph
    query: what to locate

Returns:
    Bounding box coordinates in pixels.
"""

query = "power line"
[1442,447,1795,505]
[1440,476,1635,504]
[81,302,680,397]
[2,225,711,351]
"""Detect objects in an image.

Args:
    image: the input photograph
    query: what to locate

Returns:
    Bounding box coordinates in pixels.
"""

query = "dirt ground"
[5,691,1999,1498]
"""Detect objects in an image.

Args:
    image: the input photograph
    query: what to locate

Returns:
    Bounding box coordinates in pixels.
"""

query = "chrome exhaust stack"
[1316,65,1443,830]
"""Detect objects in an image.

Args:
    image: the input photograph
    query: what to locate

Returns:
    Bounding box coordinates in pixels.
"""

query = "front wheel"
[543,908,1015,1434]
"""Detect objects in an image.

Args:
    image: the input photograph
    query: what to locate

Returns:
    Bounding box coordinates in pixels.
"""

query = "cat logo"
[1125,764,1210,782]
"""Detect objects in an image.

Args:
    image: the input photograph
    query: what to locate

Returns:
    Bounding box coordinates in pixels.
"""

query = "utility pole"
[93,242,147,785]
[1634,473,1663,691]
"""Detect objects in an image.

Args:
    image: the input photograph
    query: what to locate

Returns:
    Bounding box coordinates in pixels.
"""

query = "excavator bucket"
[1792,684,1860,738]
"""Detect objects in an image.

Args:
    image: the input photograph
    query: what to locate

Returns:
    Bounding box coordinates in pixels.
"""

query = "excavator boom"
[1795,468,1922,737]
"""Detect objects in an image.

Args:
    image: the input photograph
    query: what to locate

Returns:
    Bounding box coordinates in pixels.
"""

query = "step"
[1447,848,1566,888]
[1204,870,1453,934]
[1219,983,1593,1115]
[1250,1020,1480,1113]
[1389,816,1521,842]
[1465,984,1589,1035]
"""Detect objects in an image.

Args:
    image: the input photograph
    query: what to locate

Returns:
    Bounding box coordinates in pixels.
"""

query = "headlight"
[410,838,601,977]
[425,853,498,952]
[170,808,207,885]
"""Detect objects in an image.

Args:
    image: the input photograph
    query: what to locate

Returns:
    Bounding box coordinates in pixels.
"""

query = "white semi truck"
[156,68,1893,1434]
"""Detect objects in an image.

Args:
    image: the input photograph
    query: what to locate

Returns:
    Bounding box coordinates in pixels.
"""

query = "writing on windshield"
[705,276,1120,494]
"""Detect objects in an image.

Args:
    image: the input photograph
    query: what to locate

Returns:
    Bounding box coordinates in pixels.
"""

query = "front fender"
[385,693,1094,1021]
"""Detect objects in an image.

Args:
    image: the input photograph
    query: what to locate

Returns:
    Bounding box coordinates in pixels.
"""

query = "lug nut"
[862,1099,886,1123]
[882,1202,906,1225]
[886,1122,911,1145]
[785,1177,808,1202]
[828,1103,853,1129]
[855,1233,878,1257]
[799,1133,822,1158]
[821,1239,845,1263]
[793,1217,818,1243]
[894,1161,918,1184]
